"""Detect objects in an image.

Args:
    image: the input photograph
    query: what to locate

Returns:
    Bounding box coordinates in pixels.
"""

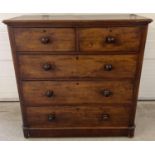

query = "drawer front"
[22,81,133,106]
[26,106,130,128]
[79,27,141,52]
[19,54,137,79]
[14,28,75,52]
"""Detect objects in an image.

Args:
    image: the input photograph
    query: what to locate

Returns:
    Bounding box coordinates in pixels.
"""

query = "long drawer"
[22,81,133,106]
[19,54,137,79]
[13,28,75,52]
[79,27,141,52]
[25,106,131,128]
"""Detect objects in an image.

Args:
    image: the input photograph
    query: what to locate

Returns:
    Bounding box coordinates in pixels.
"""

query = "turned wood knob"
[48,114,56,122]
[104,64,113,71]
[102,114,110,121]
[41,36,50,44]
[101,89,112,97]
[43,63,52,71]
[105,36,116,44]
[45,90,54,98]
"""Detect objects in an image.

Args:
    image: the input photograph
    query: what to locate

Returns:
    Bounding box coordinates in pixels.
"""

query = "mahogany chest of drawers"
[3,14,152,138]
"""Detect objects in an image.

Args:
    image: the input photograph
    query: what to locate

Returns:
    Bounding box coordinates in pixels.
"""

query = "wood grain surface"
[14,28,75,52]
[19,54,137,79]
[26,106,131,128]
[22,81,133,106]
[79,27,141,52]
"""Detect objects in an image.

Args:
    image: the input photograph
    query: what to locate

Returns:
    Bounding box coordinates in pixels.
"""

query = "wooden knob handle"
[104,64,113,71]
[101,89,112,97]
[105,36,116,44]
[102,114,110,121]
[48,114,56,122]
[41,37,50,44]
[45,90,54,98]
[43,63,52,71]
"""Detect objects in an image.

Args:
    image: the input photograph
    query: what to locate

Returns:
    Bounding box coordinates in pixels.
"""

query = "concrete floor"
[0,101,155,141]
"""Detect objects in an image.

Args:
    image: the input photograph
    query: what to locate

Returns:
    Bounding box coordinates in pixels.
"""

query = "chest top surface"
[3,14,152,27]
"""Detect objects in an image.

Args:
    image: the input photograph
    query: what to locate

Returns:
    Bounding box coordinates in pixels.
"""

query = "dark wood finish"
[25,106,131,128]
[18,54,137,79]
[3,14,152,27]
[3,14,152,138]
[22,81,133,106]
[14,28,75,52]
[79,27,141,52]
[23,127,134,138]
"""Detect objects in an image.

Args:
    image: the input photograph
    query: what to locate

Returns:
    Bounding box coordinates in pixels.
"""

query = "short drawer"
[19,54,137,79]
[14,28,75,52]
[22,81,133,106]
[25,106,131,128]
[79,27,141,52]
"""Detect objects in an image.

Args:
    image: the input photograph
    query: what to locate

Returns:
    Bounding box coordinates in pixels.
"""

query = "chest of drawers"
[3,14,152,138]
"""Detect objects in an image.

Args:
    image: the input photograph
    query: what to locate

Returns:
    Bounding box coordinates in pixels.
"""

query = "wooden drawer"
[79,27,141,52]
[19,54,137,79]
[14,28,75,52]
[22,81,133,106]
[26,106,130,128]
